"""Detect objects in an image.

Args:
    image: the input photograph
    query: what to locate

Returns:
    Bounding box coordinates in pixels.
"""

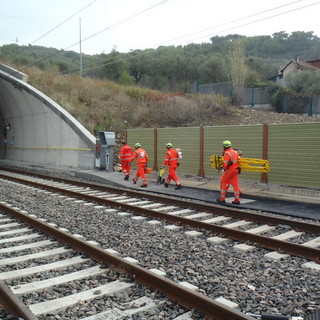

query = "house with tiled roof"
[275,57,320,85]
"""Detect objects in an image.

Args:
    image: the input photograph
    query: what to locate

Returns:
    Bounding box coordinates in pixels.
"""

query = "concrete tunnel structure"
[0,64,96,170]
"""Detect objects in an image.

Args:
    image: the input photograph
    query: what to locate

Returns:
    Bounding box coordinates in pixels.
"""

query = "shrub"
[23,65,238,134]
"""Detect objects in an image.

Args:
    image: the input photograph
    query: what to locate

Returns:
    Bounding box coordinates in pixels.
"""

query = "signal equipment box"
[95,131,115,171]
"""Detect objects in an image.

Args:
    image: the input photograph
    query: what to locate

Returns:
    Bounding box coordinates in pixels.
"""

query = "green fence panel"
[268,123,320,188]
[127,128,155,169]
[126,123,320,190]
[158,127,200,175]
[204,125,263,182]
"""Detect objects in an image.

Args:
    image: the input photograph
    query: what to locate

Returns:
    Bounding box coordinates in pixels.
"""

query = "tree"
[119,71,133,86]
[129,49,153,83]
[102,49,129,82]
[227,39,248,101]
[286,70,320,95]
[199,56,227,83]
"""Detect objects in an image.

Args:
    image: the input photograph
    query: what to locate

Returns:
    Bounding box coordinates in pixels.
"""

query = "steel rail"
[0,282,37,320]
[0,170,319,234]
[0,173,319,262]
[0,202,253,320]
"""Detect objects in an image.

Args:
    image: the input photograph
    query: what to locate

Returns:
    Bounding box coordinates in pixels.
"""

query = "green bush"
[124,87,143,99]
[286,70,320,95]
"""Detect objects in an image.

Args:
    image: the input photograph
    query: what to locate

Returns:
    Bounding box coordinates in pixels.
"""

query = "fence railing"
[191,81,320,116]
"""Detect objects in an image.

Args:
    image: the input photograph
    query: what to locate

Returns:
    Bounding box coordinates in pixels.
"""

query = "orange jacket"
[119,144,133,161]
[163,148,179,167]
[131,147,149,164]
[223,147,239,170]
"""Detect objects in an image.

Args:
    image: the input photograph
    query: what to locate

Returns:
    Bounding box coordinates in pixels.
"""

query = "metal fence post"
[198,126,205,177]
[153,128,158,171]
[308,96,313,117]
[261,124,269,183]
[251,87,255,107]
[282,95,287,113]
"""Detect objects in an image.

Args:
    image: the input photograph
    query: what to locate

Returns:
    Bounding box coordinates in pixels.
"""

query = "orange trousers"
[220,169,240,201]
[121,160,131,177]
[165,165,181,186]
[134,163,147,185]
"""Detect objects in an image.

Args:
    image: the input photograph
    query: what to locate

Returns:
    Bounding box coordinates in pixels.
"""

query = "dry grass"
[21,65,319,137]
[24,66,235,134]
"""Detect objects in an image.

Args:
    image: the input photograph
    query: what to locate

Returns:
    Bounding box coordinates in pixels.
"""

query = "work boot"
[232,200,241,205]
[164,183,169,188]
[216,199,225,204]
[140,184,147,187]
[124,176,129,181]
[175,185,182,190]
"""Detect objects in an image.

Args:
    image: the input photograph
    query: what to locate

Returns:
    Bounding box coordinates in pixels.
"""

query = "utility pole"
[79,18,83,77]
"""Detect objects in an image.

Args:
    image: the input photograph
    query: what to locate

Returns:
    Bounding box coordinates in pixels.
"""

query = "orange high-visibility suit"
[163,148,181,188]
[219,147,240,202]
[130,147,149,186]
[119,143,133,179]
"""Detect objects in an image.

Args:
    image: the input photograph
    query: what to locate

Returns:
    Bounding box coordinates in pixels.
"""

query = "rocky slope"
[216,107,320,126]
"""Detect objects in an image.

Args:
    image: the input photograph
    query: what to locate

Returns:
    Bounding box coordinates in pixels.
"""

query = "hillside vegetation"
[1,31,320,92]
[24,66,319,138]
[1,31,320,137]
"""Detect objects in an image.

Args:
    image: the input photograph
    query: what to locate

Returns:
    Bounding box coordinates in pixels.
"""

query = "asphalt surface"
[75,170,320,221]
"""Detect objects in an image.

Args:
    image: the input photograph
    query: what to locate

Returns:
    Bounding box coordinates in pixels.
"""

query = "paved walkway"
[1,159,319,220]
[75,170,320,221]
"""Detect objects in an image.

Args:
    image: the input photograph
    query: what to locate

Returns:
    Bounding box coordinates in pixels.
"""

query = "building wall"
[282,62,298,78]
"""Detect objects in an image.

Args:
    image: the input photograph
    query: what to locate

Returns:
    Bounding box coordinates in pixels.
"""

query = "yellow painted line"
[7,146,93,151]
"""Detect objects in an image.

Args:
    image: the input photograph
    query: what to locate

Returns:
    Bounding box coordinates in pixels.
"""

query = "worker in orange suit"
[160,142,182,190]
[216,140,241,205]
[119,141,133,180]
[130,143,149,187]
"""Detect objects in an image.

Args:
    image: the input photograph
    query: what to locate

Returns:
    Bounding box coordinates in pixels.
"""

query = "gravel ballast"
[0,179,319,319]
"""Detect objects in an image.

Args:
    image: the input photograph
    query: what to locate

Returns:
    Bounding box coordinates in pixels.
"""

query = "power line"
[184,1,320,45]
[63,0,169,51]
[20,0,169,71]
[63,0,320,75]
[154,0,304,46]
[29,0,99,46]
[65,0,169,49]
[11,0,99,57]
[67,50,154,75]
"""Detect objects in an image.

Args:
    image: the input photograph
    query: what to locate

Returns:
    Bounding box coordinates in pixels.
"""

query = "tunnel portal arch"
[0,64,96,170]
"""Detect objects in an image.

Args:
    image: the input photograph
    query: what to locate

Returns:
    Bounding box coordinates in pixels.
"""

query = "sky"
[1,0,320,55]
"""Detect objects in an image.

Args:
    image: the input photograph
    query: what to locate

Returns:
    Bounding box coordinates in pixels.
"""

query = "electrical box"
[95,139,101,168]
[96,131,115,171]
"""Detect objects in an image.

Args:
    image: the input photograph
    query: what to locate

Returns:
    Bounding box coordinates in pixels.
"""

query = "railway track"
[0,201,253,320]
[0,169,319,263]
[0,168,319,319]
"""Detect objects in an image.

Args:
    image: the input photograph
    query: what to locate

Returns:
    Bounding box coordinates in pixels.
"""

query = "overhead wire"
[18,0,320,74]
[11,0,99,56]
[63,0,320,75]
[64,0,304,74]
[19,0,169,71]
[153,0,304,46]
[184,1,320,45]
[29,0,99,46]
[58,0,170,73]
[63,0,169,52]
